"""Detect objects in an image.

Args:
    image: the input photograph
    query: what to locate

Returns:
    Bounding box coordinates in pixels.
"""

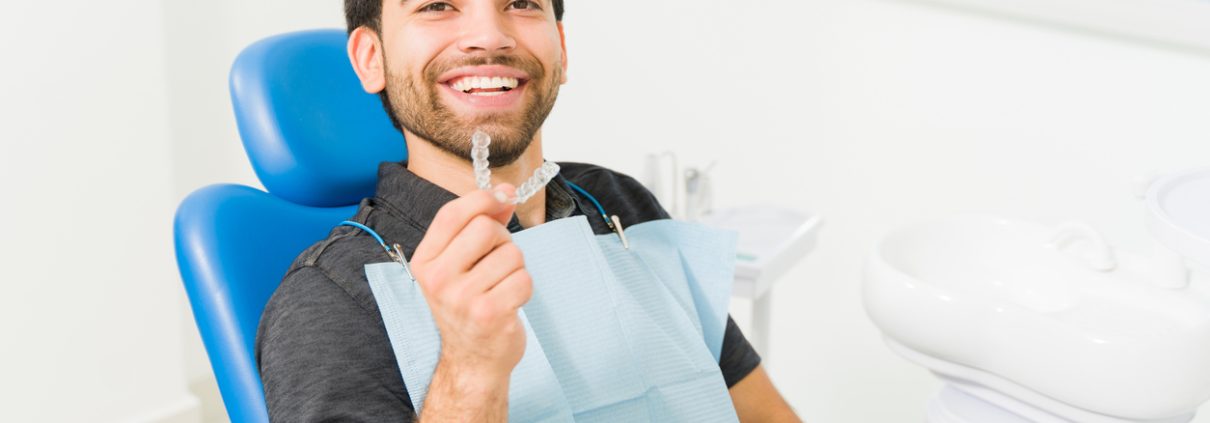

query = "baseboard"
[188,375,230,423]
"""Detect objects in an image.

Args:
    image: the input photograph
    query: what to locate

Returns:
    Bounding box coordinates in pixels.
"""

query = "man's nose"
[456,11,517,54]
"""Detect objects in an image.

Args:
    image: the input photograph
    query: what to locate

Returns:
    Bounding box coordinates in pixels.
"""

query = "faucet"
[1047,220,1190,289]
[1048,221,1118,272]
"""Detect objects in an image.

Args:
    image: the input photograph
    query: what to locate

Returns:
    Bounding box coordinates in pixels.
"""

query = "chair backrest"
[175,186,356,423]
[231,28,404,207]
[174,28,403,423]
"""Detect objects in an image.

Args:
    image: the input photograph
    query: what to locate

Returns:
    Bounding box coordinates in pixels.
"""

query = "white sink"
[864,215,1210,421]
[1146,167,1210,271]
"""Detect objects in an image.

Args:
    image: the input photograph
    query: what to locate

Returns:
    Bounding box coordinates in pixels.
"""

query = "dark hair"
[345,0,564,34]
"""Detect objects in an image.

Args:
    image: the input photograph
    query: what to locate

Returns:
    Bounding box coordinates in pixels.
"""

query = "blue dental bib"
[364,215,739,422]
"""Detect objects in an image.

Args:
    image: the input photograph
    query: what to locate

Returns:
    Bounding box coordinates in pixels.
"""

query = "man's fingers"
[437,214,512,273]
[486,268,533,310]
[465,243,526,293]
[486,184,517,226]
[411,186,515,263]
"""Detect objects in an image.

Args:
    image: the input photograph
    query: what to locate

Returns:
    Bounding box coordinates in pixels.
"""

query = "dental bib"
[364,215,740,422]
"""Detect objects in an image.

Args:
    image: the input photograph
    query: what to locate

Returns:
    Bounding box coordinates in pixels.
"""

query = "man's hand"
[409,184,531,421]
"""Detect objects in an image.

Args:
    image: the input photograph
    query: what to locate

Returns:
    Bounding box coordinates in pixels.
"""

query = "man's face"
[376,0,567,168]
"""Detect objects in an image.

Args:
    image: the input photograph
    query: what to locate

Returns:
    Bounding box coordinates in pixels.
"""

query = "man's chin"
[421,116,528,150]
[440,99,526,122]
[444,113,524,136]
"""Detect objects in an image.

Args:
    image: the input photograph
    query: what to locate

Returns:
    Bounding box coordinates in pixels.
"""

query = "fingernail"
[493,190,509,204]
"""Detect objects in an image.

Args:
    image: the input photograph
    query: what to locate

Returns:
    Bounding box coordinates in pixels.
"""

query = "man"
[255,0,801,421]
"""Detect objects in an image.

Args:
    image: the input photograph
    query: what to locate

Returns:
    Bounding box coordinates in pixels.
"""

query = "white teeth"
[450,76,520,93]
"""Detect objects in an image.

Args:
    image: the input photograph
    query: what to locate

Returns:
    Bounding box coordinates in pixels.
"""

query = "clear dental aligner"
[515,162,560,204]
[472,130,493,190]
[470,129,560,204]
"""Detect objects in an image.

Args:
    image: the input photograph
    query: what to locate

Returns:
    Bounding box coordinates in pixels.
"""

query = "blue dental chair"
[173,29,404,423]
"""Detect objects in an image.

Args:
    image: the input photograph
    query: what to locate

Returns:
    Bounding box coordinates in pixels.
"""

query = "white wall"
[544,0,1210,421]
[0,1,197,422]
[10,0,1204,421]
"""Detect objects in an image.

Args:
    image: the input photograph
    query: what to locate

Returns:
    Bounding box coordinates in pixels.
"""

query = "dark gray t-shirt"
[255,161,761,422]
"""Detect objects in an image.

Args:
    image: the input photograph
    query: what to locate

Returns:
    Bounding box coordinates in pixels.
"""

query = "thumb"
[487,183,518,225]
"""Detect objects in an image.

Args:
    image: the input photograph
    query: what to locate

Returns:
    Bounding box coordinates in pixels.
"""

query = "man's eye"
[507,0,541,11]
[419,2,454,12]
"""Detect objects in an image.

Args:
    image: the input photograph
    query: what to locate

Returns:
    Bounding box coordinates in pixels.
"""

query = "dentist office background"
[2,0,1210,421]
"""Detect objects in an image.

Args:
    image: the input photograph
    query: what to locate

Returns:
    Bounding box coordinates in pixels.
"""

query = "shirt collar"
[371,161,581,234]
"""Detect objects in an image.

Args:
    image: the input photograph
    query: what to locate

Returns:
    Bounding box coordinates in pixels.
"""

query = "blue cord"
[564,181,609,220]
[340,220,415,278]
[339,221,390,252]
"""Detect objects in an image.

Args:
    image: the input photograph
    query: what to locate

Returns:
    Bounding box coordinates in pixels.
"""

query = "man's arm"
[409,184,531,422]
[730,365,802,422]
[420,359,510,421]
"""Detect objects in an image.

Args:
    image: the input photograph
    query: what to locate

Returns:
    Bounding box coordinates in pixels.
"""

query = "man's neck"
[404,130,548,228]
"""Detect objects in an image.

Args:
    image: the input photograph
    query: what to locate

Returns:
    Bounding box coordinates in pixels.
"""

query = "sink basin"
[1146,167,1210,269]
[863,215,1210,421]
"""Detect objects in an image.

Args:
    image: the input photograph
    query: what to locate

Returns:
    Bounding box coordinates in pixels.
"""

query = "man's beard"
[381,53,562,168]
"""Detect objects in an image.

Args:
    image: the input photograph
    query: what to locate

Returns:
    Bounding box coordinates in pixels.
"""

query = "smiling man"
[254,1,800,421]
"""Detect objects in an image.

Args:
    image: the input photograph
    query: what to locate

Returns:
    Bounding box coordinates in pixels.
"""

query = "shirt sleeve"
[256,266,416,422]
[719,315,762,387]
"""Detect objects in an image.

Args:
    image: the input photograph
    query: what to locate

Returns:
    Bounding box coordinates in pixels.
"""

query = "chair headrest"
[230,29,406,207]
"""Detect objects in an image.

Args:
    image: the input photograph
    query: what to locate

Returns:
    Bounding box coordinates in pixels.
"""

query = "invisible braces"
[471,129,559,205]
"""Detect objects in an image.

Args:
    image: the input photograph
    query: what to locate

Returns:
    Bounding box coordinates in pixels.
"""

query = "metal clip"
[610,215,630,250]
[602,213,616,231]
[388,243,415,280]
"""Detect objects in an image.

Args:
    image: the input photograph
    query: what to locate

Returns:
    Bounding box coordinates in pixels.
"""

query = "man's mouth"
[448,76,524,97]
[436,65,533,109]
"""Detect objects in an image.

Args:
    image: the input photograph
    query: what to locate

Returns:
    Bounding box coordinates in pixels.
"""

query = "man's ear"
[557,21,568,84]
[348,26,387,93]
